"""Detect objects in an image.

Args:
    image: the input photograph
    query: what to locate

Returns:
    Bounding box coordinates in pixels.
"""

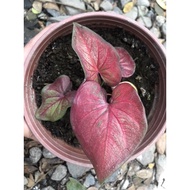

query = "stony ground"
[24,0,166,189]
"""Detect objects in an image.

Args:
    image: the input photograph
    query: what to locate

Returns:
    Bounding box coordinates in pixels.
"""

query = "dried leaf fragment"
[123,2,134,13]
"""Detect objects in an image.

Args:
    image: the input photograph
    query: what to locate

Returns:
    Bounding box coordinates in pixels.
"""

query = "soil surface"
[32,27,159,147]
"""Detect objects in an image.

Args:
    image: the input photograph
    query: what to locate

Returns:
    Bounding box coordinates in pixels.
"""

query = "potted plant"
[24,12,166,183]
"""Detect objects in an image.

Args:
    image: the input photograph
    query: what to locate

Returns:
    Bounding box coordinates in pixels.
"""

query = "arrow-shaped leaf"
[72,23,122,87]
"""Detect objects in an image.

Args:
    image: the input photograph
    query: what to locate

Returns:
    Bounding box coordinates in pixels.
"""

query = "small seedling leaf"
[35,75,76,122]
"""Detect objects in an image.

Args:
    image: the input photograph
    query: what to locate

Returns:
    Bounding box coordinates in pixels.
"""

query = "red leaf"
[116,47,136,77]
[72,23,122,87]
[70,81,147,183]
[35,75,76,122]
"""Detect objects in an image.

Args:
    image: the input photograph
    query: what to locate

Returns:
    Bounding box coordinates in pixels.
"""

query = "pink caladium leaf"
[70,81,148,183]
[35,75,76,122]
[72,23,122,87]
[115,47,136,77]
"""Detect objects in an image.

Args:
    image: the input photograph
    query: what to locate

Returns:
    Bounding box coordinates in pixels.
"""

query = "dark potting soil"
[32,27,159,147]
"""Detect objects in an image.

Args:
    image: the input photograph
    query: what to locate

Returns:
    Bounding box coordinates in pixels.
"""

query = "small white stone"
[51,165,67,181]
[29,147,42,164]
[137,16,152,28]
[155,15,166,27]
[124,6,138,20]
[121,179,129,189]
[41,186,55,190]
[32,0,42,13]
[136,169,153,179]
[136,144,156,166]
[24,176,28,185]
[156,132,166,154]
[42,147,56,158]
[66,162,91,178]
[136,0,150,7]
[150,27,161,38]
[83,174,96,187]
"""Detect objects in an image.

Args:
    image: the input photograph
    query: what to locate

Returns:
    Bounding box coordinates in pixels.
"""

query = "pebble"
[148,184,157,190]
[43,2,60,11]
[24,0,32,9]
[24,176,28,185]
[123,6,138,20]
[87,187,98,190]
[127,184,135,190]
[25,9,37,20]
[154,2,165,16]
[155,154,166,184]
[143,169,154,185]
[127,160,141,176]
[155,15,166,27]
[136,169,153,179]
[66,162,91,178]
[136,185,150,190]
[133,176,144,187]
[161,22,166,38]
[29,147,42,164]
[83,173,96,187]
[46,9,61,17]
[100,0,113,11]
[59,0,86,15]
[163,41,166,49]
[41,186,55,190]
[112,6,123,14]
[138,6,149,16]
[51,165,67,181]
[42,147,56,159]
[147,10,156,23]
[120,0,131,8]
[121,178,129,189]
[65,6,84,15]
[32,0,42,14]
[150,26,161,38]
[156,132,166,154]
[47,15,71,23]
[61,177,68,185]
[137,16,152,28]
[136,144,156,166]
[136,0,150,7]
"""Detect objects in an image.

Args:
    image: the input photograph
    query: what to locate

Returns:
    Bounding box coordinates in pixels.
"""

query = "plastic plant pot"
[24,12,166,168]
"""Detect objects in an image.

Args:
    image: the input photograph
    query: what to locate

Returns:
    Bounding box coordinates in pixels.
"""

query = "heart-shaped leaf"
[115,47,136,78]
[70,81,148,183]
[35,75,76,122]
[72,23,122,87]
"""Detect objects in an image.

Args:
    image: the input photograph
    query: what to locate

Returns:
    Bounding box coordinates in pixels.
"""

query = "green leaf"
[35,75,76,122]
[66,178,86,190]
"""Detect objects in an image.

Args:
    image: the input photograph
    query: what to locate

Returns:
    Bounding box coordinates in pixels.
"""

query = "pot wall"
[24,12,166,167]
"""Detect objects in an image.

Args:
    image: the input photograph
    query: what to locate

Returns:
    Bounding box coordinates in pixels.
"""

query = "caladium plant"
[35,23,148,183]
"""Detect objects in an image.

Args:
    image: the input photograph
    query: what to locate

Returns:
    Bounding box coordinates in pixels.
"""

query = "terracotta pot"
[24,12,166,168]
